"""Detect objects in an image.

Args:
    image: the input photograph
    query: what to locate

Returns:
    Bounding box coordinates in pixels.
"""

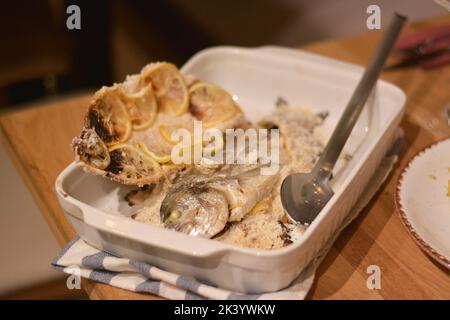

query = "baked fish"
[72,62,245,186]
[160,165,279,238]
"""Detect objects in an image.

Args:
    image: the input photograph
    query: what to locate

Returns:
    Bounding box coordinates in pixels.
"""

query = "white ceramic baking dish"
[55,46,406,293]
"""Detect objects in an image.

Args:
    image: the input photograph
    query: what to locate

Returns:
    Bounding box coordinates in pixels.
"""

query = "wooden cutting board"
[1,15,449,299]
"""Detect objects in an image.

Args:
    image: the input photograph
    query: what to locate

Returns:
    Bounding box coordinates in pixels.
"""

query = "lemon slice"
[133,141,171,164]
[159,123,224,159]
[121,85,157,131]
[189,81,240,128]
[141,63,188,116]
[107,143,160,180]
[87,88,132,146]
[159,124,178,145]
[159,124,193,145]
[202,133,224,156]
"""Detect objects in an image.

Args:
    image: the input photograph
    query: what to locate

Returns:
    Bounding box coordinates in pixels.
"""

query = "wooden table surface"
[1,15,450,300]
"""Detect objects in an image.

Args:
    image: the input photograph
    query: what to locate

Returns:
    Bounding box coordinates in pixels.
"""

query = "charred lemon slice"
[107,143,160,181]
[120,85,157,131]
[86,88,132,146]
[141,63,188,116]
[72,128,111,170]
[189,82,240,128]
[133,141,171,164]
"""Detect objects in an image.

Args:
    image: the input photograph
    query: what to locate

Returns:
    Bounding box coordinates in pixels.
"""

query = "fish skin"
[160,176,229,238]
[230,170,279,221]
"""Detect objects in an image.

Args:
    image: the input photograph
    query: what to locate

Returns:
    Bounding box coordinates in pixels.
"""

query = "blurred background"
[0,0,446,299]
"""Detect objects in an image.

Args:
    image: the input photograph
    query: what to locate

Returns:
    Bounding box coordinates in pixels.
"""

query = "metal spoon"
[281,13,407,225]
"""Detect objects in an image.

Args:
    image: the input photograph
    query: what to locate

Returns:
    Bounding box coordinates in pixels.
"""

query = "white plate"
[396,138,450,268]
[56,46,406,293]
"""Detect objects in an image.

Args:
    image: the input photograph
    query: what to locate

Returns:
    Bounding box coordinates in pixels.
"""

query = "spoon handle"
[314,13,406,177]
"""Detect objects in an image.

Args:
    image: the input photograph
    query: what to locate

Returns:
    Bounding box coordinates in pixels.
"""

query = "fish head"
[160,180,229,238]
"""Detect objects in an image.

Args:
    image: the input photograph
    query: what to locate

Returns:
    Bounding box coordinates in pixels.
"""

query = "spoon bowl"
[281,169,334,225]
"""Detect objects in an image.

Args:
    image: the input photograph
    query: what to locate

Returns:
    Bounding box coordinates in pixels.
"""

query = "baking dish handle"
[82,205,229,258]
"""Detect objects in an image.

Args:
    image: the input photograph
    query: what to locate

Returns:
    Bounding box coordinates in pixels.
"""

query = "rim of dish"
[394,137,450,269]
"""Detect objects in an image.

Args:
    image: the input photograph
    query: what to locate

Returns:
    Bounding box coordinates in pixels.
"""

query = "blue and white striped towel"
[52,133,402,299]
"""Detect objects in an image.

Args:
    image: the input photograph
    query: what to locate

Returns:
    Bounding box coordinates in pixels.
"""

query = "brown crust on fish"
[86,105,116,144]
